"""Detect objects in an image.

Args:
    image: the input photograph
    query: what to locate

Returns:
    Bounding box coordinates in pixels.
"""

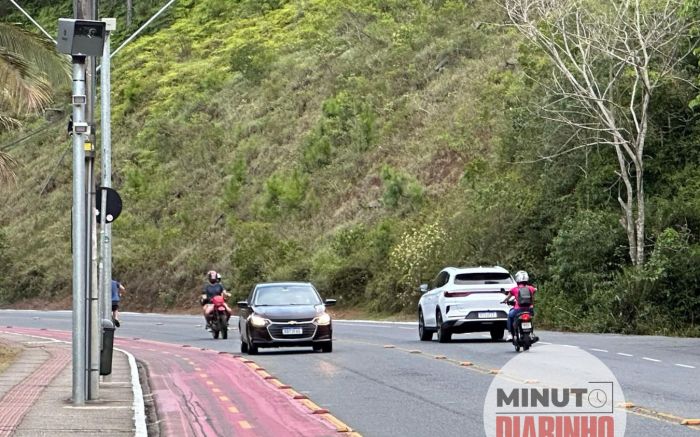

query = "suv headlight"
[314,313,331,325]
[250,314,269,327]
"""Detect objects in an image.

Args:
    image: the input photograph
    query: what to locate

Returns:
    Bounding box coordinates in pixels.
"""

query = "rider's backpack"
[517,286,532,307]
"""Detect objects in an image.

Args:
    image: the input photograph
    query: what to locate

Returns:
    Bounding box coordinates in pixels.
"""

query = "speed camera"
[57,18,106,56]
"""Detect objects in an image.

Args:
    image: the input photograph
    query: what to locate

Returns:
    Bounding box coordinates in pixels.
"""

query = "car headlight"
[250,314,269,327]
[314,313,331,326]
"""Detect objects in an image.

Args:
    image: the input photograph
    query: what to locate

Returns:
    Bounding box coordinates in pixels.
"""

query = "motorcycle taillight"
[520,313,531,321]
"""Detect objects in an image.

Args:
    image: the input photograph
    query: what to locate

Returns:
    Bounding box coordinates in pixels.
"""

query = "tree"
[503,0,696,266]
[0,22,69,183]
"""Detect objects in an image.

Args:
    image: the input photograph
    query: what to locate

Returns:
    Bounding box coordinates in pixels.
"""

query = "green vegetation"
[0,0,699,336]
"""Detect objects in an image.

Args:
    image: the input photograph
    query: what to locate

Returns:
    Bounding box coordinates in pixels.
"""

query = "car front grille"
[267,322,317,340]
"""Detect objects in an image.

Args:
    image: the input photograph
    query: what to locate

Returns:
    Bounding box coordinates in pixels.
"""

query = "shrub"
[380,165,424,210]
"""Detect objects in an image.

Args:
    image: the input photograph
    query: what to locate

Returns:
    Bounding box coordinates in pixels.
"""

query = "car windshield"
[254,285,322,306]
[454,272,512,285]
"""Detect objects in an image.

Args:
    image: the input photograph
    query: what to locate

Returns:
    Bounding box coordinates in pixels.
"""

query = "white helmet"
[514,270,529,284]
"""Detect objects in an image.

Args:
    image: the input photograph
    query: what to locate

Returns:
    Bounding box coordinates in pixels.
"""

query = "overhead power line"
[0,117,65,151]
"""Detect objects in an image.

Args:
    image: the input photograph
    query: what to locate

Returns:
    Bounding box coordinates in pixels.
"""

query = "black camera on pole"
[57,19,106,56]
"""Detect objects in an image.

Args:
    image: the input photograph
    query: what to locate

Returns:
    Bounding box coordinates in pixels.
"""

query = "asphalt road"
[1,310,698,437]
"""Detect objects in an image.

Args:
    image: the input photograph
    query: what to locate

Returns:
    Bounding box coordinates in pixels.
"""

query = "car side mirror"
[419,284,429,293]
[237,301,249,309]
[324,299,337,307]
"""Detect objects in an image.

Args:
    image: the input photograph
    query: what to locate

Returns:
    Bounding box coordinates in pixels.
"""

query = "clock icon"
[588,389,608,408]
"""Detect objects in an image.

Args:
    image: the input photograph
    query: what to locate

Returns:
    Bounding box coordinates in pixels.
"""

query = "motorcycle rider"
[201,270,232,329]
[502,270,536,341]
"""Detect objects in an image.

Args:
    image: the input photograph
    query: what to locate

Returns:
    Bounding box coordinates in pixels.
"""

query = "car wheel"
[490,328,504,341]
[419,310,433,341]
[321,342,332,353]
[436,310,451,343]
[241,340,248,353]
[248,341,258,355]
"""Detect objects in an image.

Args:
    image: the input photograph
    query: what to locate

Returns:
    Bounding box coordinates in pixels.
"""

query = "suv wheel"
[419,310,434,341]
[490,328,504,341]
[436,310,451,343]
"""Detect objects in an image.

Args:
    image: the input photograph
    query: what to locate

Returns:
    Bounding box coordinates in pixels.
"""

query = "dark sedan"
[237,282,336,354]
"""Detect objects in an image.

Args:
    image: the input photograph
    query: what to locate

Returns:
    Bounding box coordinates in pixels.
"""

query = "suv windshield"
[254,285,322,306]
[454,272,512,285]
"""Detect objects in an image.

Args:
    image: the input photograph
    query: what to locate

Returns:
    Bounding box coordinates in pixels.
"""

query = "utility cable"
[0,117,65,151]
[39,141,71,195]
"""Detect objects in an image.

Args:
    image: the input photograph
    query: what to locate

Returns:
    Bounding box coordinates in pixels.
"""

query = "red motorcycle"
[207,295,230,340]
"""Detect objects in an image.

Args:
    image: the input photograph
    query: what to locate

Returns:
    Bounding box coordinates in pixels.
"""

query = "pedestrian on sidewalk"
[112,279,126,328]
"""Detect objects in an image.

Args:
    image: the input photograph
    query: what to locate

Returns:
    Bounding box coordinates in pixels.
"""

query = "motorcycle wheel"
[218,313,228,340]
[212,326,220,339]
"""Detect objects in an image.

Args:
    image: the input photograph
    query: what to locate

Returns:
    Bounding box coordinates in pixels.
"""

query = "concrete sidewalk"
[0,331,140,436]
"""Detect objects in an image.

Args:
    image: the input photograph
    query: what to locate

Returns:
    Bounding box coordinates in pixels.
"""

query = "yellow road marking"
[239,420,252,429]
[206,381,214,386]
[212,388,221,393]
[228,406,239,414]
[219,396,229,402]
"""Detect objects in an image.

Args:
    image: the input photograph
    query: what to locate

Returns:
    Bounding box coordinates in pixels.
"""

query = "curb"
[115,347,148,437]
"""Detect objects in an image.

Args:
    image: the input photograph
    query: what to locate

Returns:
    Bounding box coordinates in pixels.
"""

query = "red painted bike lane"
[4,328,341,437]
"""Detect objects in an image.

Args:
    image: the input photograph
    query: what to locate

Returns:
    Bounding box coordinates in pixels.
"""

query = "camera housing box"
[57,18,106,56]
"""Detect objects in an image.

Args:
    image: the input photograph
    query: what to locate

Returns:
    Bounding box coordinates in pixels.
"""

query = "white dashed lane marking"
[642,357,661,363]
[590,348,608,352]
[675,364,696,369]
[617,352,633,357]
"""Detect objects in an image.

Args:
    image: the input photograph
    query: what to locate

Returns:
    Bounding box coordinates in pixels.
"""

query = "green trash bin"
[100,319,115,376]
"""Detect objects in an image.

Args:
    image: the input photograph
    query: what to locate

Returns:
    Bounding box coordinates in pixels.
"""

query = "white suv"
[418,266,514,342]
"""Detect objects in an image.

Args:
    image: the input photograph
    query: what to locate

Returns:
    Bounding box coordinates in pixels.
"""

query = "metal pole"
[100,22,114,322]
[88,162,99,399]
[75,0,99,400]
[71,58,87,405]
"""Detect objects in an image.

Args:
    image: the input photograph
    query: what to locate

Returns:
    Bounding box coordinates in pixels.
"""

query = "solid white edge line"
[674,363,695,369]
[334,319,417,326]
[115,347,147,437]
[642,357,661,363]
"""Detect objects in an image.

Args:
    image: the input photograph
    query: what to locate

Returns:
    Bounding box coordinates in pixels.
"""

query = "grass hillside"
[1,0,699,335]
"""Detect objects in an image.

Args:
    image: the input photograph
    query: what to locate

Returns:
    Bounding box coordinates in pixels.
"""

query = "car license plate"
[521,322,532,329]
[478,312,498,318]
[282,327,303,335]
